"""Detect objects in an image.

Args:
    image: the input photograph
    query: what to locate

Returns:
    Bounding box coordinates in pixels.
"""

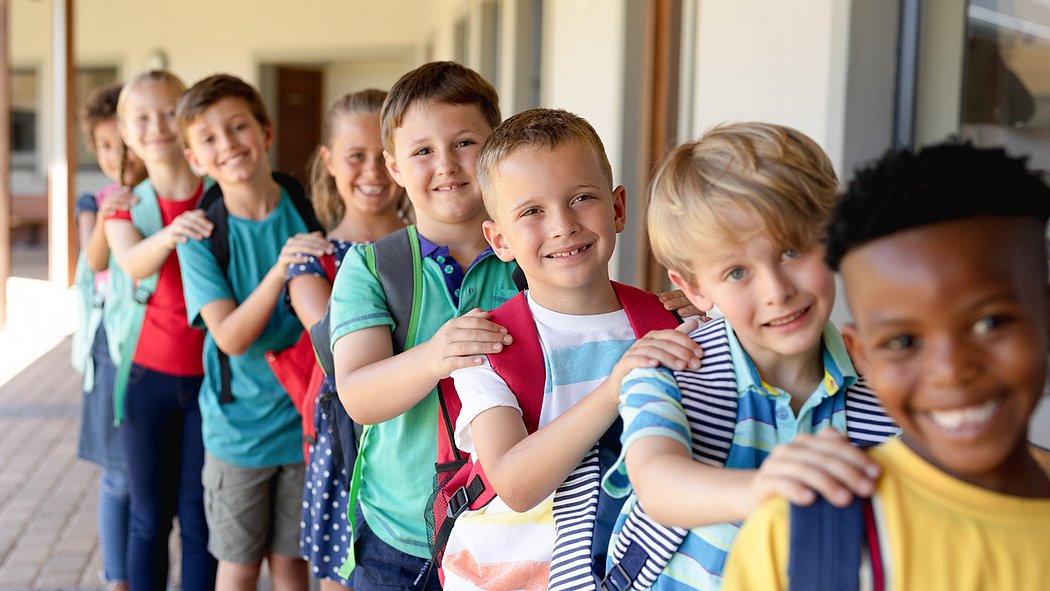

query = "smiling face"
[384,101,492,231]
[322,112,401,218]
[670,208,835,373]
[482,142,625,311]
[183,97,273,186]
[119,79,183,167]
[92,119,146,186]
[841,215,1049,492]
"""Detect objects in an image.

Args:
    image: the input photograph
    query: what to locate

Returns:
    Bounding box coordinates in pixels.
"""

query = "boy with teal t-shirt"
[176,74,332,591]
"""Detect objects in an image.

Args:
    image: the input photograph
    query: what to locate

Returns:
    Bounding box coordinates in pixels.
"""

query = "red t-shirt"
[108,183,205,376]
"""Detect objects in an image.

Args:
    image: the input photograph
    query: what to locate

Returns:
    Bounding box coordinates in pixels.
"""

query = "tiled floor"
[0,337,108,590]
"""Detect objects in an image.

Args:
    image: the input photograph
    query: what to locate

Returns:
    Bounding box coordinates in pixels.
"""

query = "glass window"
[961,0,1050,171]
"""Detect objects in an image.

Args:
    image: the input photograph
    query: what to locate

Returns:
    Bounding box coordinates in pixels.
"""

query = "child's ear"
[612,185,627,233]
[320,146,335,177]
[184,148,202,175]
[384,150,407,188]
[263,123,276,151]
[667,269,713,313]
[483,219,515,263]
[841,324,870,376]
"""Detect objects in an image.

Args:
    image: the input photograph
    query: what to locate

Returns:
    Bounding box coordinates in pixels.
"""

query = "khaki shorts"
[202,453,306,564]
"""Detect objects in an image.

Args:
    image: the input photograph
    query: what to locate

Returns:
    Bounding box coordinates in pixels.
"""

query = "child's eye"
[233,123,248,132]
[571,193,595,205]
[412,147,432,157]
[782,248,800,260]
[348,152,365,162]
[519,207,541,218]
[725,267,746,281]
[882,334,918,351]
[972,315,1008,336]
[455,139,476,148]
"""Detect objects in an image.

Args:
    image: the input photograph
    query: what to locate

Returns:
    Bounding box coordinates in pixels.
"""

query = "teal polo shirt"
[178,188,307,468]
[329,228,518,558]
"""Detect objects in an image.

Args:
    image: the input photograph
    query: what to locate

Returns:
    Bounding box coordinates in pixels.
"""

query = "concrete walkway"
[0,337,107,590]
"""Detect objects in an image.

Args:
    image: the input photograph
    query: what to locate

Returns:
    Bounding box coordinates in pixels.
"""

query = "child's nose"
[762,269,795,305]
[435,150,459,175]
[548,208,579,237]
[925,336,981,389]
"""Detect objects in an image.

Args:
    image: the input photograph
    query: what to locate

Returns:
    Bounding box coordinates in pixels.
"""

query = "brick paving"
[0,337,106,591]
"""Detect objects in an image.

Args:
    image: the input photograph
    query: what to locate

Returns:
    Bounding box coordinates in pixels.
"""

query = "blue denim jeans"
[98,467,130,584]
[353,509,439,591]
[120,364,216,591]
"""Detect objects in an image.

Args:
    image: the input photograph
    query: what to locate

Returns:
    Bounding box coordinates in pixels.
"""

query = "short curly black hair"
[825,141,1050,270]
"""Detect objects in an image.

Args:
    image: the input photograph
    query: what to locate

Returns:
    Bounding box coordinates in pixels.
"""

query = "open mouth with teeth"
[764,305,810,328]
[357,185,388,196]
[925,397,1002,433]
[547,244,591,259]
[434,182,467,192]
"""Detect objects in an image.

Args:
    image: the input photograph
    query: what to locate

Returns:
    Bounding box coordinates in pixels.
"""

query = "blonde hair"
[310,89,412,230]
[476,108,613,218]
[117,70,186,121]
[647,122,839,283]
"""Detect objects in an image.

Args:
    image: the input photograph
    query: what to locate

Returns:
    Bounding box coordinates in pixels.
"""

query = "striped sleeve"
[601,366,693,498]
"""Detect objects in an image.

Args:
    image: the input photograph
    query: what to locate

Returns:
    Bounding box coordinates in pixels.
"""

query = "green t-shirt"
[178,188,307,468]
[330,236,518,558]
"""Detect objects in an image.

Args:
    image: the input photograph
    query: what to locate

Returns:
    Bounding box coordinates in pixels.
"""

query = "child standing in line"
[73,82,146,591]
[603,123,897,591]
[442,108,702,591]
[329,61,517,591]
[724,142,1050,590]
[176,73,331,591]
[287,88,409,591]
[103,71,217,591]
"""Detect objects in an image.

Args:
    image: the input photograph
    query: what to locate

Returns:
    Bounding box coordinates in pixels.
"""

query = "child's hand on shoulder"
[164,209,214,248]
[98,188,137,218]
[750,428,880,511]
[273,231,332,273]
[659,289,711,322]
[607,318,705,404]
[423,308,512,381]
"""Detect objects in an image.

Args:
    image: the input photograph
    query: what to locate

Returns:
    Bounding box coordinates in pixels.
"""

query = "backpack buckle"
[446,486,470,519]
[600,562,633,591]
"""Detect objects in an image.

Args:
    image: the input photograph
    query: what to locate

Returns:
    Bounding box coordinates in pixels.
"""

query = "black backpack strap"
[787,496,866,591]
[201,172,317,405]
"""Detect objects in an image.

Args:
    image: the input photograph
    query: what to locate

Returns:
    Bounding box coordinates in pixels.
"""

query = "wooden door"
[276,66,323,186]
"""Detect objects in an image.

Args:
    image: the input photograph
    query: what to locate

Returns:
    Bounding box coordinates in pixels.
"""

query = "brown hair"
[647,122,839,284]
[380,61,500,153]
[176,73,271,145]
[310,89,412,230]
[476,108,613,218]
[80,82,123,150]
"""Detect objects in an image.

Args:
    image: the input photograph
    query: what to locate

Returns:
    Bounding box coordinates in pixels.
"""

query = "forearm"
[209,267,288,356]
[629,443,756,527]
[85,215,111,272]
[287,274,331,330]
[336,337,441,425]
[484,383,620,511]
[105,220,174,280]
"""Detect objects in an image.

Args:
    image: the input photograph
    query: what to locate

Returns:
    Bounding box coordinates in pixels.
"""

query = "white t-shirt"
[443,292,634,591]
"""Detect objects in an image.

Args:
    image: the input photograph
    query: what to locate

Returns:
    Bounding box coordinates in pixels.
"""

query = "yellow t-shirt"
[723,438,1050,590]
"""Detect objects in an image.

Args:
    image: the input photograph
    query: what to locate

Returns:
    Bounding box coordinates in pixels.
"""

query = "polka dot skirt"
[300,402,354,585]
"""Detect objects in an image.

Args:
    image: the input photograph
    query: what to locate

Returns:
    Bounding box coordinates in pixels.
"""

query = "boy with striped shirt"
[602,123,897,591]
[442,108,702,591]
[724,142,1050,590]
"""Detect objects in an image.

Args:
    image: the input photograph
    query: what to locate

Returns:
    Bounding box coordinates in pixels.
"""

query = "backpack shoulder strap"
[487,292,544,432]
[612,281,679,335]
[843,379,899,448]
[197,181,231,274]
[788,496,881,591]
[372,226,421,353]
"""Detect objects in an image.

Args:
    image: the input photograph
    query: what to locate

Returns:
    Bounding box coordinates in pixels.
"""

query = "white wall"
[692,0,845,169]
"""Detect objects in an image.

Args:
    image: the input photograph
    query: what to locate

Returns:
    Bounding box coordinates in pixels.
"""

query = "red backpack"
[425,282,679,584]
